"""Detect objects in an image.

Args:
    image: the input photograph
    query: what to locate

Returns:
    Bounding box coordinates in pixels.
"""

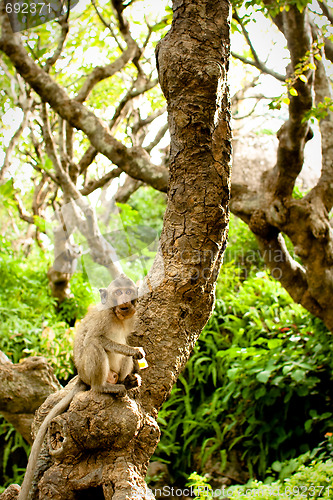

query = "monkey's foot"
[101,383,126,396]
[124,373,141,390]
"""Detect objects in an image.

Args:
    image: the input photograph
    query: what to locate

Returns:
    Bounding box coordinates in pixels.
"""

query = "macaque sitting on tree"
[74,273,145,393]
[18,274,145,500]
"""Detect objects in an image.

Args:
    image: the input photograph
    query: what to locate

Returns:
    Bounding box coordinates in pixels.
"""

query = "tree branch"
[79,167,122,195]
[75,75,160,179]
[115,175,143,204]
[255,232,325,320]
[145,122,168,153]
[109,76,159,131]
[0,102,31,183]
[132,106,167,135]
[0,54,17,99]
[231,51,286,81]
[41,103,124,276]
[43,15,69,73]
[318,0,333,24]
[75,39,139,103]
[262,6,314,202]
[13,193,35,225]
[91,0,124,51]
[32,174,50,216]
[0,11,169,192]
[232,9,285,81]
[306,42,333,211]
[324,37,333,62]
[0,354,61,443]
[28,160,60,186]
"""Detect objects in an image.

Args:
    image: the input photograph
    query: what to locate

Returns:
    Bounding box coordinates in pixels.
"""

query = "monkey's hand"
[133,347,145,360]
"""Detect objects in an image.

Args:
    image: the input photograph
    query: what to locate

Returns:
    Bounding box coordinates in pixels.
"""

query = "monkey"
[18,274,145,500]
[73,274,144,393]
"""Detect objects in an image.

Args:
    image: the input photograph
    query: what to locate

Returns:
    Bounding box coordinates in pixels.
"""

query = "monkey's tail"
[18,379,86,500]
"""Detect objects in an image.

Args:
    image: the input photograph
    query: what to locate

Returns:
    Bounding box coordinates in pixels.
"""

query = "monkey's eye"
[126,289,133,295]
[115,289,123,296]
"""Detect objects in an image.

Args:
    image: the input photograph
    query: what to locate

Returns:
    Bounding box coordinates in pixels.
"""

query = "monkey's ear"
[99,288,108,304]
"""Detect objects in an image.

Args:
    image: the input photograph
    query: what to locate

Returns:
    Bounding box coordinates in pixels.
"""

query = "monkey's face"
[113,287,137,320]
[99,276,138,320]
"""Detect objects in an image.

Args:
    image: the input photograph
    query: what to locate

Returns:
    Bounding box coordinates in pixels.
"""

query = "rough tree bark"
[139,0,231,413]
[0,0,231,498]
[0,352,61,443]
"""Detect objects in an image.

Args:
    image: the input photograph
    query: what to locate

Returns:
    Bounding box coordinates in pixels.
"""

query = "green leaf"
[304,419,312,432]
[33,215,47,233]
[271,460,282,472]
[256,370,271,383]
[282,364,293,375]
[254,386,266,399]
[298,74,307,83]
[291,369,305,383]
[267,338,282,349]
[289,88,298,96]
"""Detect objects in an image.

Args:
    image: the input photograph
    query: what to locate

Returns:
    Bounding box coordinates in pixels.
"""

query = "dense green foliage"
[0,247,93,380]
[188,457,333,499]
[0,244,93,491]
[0,189,165,490]
[0,420,29,491]
[154,218,333,480]
[1,216,332,491]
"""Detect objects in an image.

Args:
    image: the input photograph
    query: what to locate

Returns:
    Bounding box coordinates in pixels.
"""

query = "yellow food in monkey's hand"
[138,358,148,369]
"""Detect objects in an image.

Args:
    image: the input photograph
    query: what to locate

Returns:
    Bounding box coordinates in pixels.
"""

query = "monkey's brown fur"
[18,275,144,500]
[74,274,144,394]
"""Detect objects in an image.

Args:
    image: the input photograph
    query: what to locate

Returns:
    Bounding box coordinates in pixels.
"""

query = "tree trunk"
[0,0,231,498]
[139,0,231,412]
[0,353,61,444]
